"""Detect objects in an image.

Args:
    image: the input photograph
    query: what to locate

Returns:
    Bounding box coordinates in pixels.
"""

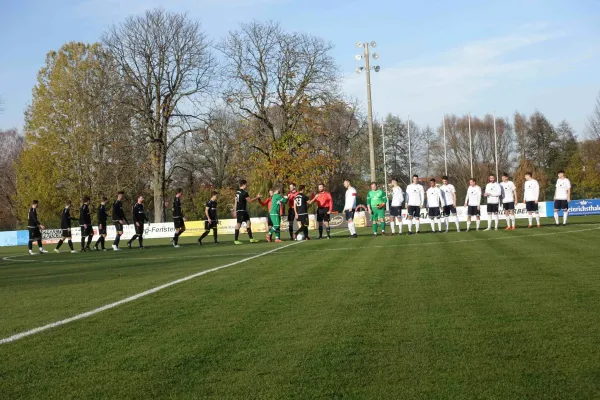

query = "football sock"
[87,235,93,247]
[200,230,210,241]
[444,217,449,230]
[398,219,403,233]
[455,215,460,230]
[437,218,442,231]
[247,228,253,239]
[348,221,356,235]
[407,219,412,232]
[37,240,42,249]
[68,240,73,250]
[476,220,480,230]
[373,223,378,234]
[95,237,102,248]
[511,215,516,226]
[28,241,33,250]
[415,220,420,232]
[138,236,143,247]
[303,226,308,238]
[535,213,540,226]
[390,219,395,233]
[487,214,492,228]
[430,221,435,231]
[81,237,86,249]
[506,215,512,227]
[319,225,323,237]
[130,235,138,244]
[326,226,330,236]
[114,234,121,247]
[101,237,106,250]
[554,212,559,224]
[234,229,240,241]
[380,222,385,232]
[494,214,499,229]
[289,226,294,239]
[466,220,471,230]
[213,228,218,242]
[56,240,63,250]
[528,214,533,225]
[563,211,568,224]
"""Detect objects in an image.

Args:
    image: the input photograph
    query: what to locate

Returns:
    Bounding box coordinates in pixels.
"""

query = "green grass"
[1,217,600,399]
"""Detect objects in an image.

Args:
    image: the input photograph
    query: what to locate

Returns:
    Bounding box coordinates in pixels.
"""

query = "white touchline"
[0,241,302,345]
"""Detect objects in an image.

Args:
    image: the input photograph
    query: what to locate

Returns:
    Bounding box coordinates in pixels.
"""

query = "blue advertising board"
[0,231,18,246]
[549,199,600,217]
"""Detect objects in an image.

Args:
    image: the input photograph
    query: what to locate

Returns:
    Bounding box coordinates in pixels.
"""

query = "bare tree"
[0,95,4,114]
[102,8,216,221]
[0,129,23,229]
[218,20,340,181]
[586,91,600,140]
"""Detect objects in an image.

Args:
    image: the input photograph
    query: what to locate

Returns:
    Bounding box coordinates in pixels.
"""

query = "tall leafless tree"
[587,91,600,140]
[0,129,23,229]
[102,8,216,221]
[218,20,340,176]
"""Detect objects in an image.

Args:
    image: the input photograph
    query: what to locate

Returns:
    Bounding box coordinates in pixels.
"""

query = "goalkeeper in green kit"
[367,182,388,236]
[266,188,288,243]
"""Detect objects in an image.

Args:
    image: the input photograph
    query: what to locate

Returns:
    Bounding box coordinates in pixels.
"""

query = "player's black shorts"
[28,227,41,241]
[345,209,355,221]
[174,218,185,230]
[317,207,330,222]
[428,207,441,217]
[390,206,402,217]
[503,202,515,211]
[554,200,569,211]
[80,225,93,237]
[135,223,144,235]
[487,203,499,214]
[468,206,480,217]
[443,205,457,216]
[61,229,72,238]
[287,209,295,222]
[407,206,420,218]
[526,201,538,212]
[236,210,250,223]
[98,224,107,235]
[113,221,124,233]
[297,214,309,226]
[205,220,218,230]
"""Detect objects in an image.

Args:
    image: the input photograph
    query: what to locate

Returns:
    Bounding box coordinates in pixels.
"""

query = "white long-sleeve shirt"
[555,178,571,200]
[405,184,424,207]
[440,184,456,206]
[426,187,444,208]
[465,185,482,206]
[524,179,540,202]
[344,186,357,210]
[485,182,502,204]
[390,186,404,207]
[500,181,516,203]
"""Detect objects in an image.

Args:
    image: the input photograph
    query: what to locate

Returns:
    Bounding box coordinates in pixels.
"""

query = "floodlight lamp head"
[355,54,362,61]
[370,41,377,48]
[372,52,379,60]
[373,66,380,72]
[356,41,363,48]
[356,67,364,74]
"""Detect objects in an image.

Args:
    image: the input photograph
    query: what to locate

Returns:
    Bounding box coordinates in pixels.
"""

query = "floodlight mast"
[355,41,380,182]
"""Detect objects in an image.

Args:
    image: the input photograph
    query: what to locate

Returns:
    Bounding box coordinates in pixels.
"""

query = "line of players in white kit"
[343,170,572,236]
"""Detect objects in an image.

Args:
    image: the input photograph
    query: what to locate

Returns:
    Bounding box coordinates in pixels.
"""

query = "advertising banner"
[550,199,600,217]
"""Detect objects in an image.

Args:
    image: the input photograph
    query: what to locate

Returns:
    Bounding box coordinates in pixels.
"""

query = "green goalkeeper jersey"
[367,189,387,208]
[270,193,287,214]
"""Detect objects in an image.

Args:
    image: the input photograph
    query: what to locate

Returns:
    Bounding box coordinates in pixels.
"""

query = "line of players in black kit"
[25,178,323,255]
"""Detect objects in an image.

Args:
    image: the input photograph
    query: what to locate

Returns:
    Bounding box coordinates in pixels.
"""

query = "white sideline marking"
[0,241,301,345]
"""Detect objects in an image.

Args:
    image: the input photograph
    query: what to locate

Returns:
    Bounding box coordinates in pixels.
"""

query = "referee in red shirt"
[309,183,333,239]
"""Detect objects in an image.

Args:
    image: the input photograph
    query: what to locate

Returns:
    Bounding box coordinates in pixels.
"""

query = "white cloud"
[344,27,567,126]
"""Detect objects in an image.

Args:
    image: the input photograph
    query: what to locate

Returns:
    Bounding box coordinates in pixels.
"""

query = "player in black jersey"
[172,188,186,248]
[54,200,78,253]
[233,180,262,244]
[198,191,219,245]
[27,200,48,255]
[127,195,149,249]
[79,196,94,252]
[94,197,108,251]
[111,191,129,251]
[294,185,310,240]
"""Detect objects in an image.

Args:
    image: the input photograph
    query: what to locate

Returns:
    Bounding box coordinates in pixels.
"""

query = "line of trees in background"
[1,8,600,230]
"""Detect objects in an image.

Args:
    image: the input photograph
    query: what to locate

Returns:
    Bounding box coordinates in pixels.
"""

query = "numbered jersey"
[294,193,309,215]
[235,189,249,211]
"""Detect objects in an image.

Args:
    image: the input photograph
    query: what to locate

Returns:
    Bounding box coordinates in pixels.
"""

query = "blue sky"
[1,0,599,135]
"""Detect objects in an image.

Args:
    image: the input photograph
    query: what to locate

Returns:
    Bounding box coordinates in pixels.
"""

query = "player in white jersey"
[426,178,444,232]
[440,176,460,232]
[553,170,571,226]
[343,179,358,238]
[500,172,517,230]
[484,174,502,231]
[464,178,482,231]
[523,172,541,228]
[389,178,404,235]
[405,175,425,235]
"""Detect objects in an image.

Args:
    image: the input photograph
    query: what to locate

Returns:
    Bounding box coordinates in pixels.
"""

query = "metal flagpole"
[407,114,412,177]
[382,120,389,210]
[468,113,473,178]
[493,111,499,178]
[443,114,448,176]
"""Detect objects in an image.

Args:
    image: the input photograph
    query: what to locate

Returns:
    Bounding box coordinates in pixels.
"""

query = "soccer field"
[1,218,600,399]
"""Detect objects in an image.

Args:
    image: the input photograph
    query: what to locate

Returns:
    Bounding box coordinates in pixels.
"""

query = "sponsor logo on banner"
[559,199,600,216]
